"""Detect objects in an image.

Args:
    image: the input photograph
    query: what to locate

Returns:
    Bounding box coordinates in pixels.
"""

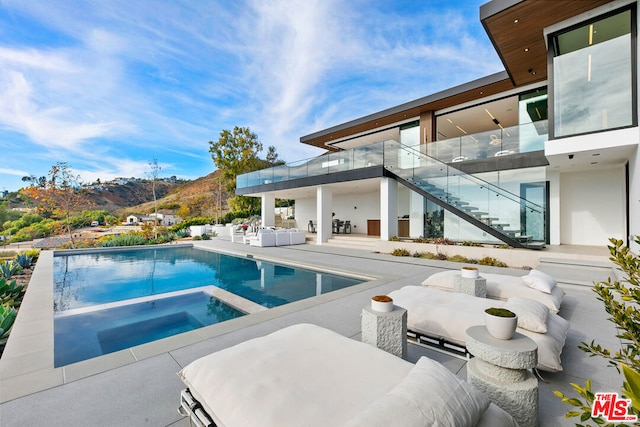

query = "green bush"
[413,251,438,259]
[0,304,17,346]
[391,248,411,257]
[555,237,640,423]
[102,233,147,247]
[477,256,507,267]
[0,278,25,308]
[14,253,33,269]
[0,261,21,279]
[448,254,472,263]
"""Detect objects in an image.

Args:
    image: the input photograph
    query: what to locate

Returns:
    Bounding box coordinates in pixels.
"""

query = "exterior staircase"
[384,142,546,250]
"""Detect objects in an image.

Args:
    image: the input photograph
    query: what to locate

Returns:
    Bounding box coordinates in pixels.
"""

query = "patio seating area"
[0,238,621,426]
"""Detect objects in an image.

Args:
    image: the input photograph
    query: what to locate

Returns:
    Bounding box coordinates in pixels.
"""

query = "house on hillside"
[236,0,639,252]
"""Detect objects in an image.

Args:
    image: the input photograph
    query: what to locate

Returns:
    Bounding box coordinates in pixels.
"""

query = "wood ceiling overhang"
[301,0,613,150]
[301,72,514,150]
[481,0,612,86]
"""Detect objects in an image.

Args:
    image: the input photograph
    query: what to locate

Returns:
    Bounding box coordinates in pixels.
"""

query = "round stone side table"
[466,325,539,427]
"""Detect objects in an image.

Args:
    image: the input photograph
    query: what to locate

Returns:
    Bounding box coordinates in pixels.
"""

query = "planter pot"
[371,295,394,312]
[461,266,479,279]
[485,310,518,340]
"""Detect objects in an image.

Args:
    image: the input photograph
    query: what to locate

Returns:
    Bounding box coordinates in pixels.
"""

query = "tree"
[20,162,90,248]
[209,126,263,193]
[555,236,640,425]
[147,159,161,239]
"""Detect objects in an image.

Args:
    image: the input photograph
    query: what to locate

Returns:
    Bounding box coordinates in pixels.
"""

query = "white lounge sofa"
[422,269,565,313]
[178,324,517,427]
[248,229,276,247]
[388,286,570,372]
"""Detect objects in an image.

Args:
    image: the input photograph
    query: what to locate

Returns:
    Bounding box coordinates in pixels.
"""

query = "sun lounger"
[422,269,565,313]
[178,323,517,427]
[388,286,570,372]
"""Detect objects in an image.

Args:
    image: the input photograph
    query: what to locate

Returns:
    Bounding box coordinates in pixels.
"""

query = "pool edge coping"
[0,244,386,403]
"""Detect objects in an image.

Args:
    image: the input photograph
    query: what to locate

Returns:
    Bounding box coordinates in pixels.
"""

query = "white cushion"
[422,270,565,312]
[522,269,557,294]
[344,357,490,427]
[505,296,549,333]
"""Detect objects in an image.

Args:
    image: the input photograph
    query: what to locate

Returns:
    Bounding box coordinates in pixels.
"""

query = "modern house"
[236,0,639,253]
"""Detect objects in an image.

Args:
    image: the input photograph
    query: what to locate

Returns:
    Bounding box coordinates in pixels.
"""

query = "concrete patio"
[0,238,623,426]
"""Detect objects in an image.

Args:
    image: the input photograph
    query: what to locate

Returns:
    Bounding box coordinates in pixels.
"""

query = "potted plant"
[484,307,517,339]
[371,295,394,312]
[461,266,479,279]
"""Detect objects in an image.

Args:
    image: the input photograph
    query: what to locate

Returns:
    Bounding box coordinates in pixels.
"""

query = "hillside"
[116,170,229,217]
[87,180,178,212]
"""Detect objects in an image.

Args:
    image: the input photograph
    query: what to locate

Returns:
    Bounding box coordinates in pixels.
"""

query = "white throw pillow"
[344,357,490,427]
[522,269,557,294]
[505,296,549,333]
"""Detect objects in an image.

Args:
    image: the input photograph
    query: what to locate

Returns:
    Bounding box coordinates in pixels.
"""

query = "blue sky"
[0,0,503,192]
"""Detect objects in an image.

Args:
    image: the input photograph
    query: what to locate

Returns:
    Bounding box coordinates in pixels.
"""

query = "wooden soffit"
[481,0,613,86]
[301,72,514,150]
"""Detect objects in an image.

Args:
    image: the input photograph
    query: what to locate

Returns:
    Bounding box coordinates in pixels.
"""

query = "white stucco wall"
[560,167,626,246]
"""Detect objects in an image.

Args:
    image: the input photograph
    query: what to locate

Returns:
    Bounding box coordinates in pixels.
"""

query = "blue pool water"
[53,246,363,366]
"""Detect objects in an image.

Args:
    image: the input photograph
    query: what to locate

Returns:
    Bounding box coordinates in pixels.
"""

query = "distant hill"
[115,170,229,218]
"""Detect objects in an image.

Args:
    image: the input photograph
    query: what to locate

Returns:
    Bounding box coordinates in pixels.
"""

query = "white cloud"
[0,167,30,177]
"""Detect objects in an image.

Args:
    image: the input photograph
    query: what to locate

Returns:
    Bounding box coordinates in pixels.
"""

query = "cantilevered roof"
[300,0,614,150]
[300,71,513,149]
[480,0,612,86]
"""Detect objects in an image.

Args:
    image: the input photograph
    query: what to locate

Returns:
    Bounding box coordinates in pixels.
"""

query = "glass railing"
[237,141,385,188]
[426,120,548,163]
[236,136,546,242]
[387,141,545,241]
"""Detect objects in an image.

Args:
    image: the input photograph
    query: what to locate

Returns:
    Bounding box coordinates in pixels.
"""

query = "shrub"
[477,256,507,267]
[201,234,211,240]
[391,248,411,257]
[555,237,640,423]
[448,254,471,263]
[0,278,25,308]
[175,228,189,238]
[389,235,400,242]
[14,253,33,269]
[412,237,428,243]
[192,235,202,241]
[0,304,17,347]
[413,251,438,259]
[0,261,21,279]
[102,233,147,247]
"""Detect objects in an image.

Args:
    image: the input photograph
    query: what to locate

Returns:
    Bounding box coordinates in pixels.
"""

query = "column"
[316,186,332,245]
[261,194,275,228]
[380,178,398,241]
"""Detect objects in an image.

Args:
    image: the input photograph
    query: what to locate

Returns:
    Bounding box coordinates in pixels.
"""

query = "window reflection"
[552,9,633,137]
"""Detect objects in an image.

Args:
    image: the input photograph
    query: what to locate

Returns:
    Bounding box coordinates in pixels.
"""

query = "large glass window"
[551,8,635,137]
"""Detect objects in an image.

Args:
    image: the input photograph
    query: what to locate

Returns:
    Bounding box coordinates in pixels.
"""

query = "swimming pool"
[53,246,364,366]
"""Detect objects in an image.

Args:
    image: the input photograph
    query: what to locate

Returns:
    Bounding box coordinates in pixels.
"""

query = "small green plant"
[412,237,428,243]
[477,256,507,267]
[0,261,21,280]
[201,234,211,240]
[14,253,33,269]
[389,235,400,242]
[175,229,189,238]
[0,304,17,347]
[0,278,25,308]
[448,254,471,263]
[485,307,516,317]
[555,237,640,424]
[102,233,147,247]
[413,251,438,259]
[391,248,411,257]
[192,235,202,241]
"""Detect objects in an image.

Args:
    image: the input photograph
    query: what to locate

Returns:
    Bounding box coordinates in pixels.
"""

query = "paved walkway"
[0,239,622,426]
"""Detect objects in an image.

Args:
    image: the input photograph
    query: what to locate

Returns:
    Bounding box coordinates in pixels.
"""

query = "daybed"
[422,269,565,313]
[178,323,517,427]
[388,286,570,372]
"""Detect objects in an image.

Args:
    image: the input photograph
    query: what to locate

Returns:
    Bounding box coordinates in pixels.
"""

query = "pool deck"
[0,238,623,426]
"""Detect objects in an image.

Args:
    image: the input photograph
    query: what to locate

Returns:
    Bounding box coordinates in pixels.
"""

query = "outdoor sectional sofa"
[388,270,571,372]
[246,228,306,247]
[178,324,517,427]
